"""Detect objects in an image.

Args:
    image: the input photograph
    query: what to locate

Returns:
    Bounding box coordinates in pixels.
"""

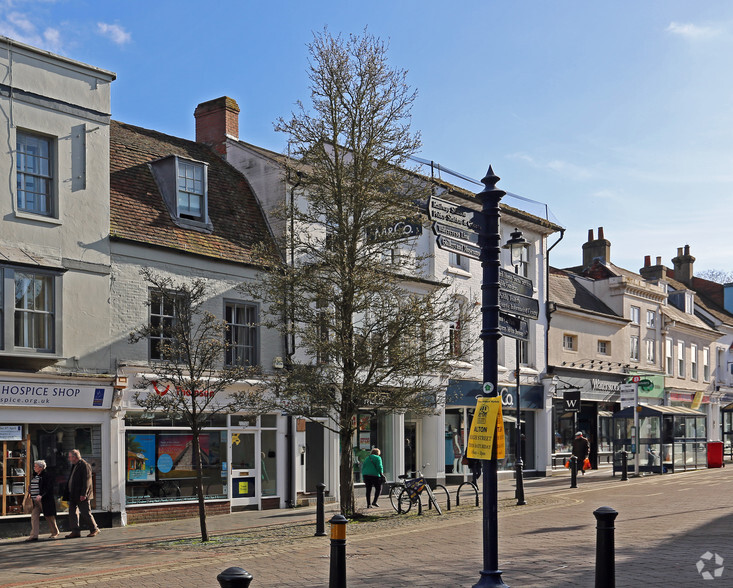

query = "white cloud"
[509,152,594,181]
[97,22,131,45]
[0,10,64,52]
[666,22,721,39]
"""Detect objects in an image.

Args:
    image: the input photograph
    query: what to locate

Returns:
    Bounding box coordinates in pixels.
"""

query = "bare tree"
[129,268,262,541]
[245,29,477,516]
[697,269,733,284]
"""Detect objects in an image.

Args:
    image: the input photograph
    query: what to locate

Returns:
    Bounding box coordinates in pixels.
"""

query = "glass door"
[230,431,258,508]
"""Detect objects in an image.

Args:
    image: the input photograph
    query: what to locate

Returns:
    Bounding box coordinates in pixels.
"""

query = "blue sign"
[157,453,173,474]
[93,388,105,407]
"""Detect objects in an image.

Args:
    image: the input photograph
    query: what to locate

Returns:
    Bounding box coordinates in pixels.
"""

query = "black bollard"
[620,451,628,482]
[570,456,578,488]
[315,482,327,536]
[329,514,348,588]
[593,506,618,588]
[217,567,253,588]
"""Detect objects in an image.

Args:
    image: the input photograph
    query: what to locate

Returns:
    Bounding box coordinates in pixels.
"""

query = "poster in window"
[358,415,371,431]
[359,432,371,450]
[157,434,212,478]
[126,433,156,482]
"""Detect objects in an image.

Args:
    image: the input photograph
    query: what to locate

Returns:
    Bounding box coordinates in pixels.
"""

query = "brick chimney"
[671,245,695,286]
[194,96,240,157]
[582,227,611,268]
[639,254,667,281]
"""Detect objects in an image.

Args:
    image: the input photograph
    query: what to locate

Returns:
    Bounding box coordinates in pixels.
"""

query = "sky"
[2,0,732,273]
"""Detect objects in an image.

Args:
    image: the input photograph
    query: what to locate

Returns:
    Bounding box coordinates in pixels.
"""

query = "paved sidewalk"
[1,466,731,587]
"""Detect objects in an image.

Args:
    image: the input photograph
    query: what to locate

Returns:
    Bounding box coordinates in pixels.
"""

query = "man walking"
[64,449,100,538]
[571,431,590,475]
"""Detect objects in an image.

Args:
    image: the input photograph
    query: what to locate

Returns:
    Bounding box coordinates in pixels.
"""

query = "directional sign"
[428,196,486,234]
[619,383,638,409]
[499,268,533,297]
[499,289,540,320]
[432,221,479,245]
[436,235,481,260]
[499,312,529,341]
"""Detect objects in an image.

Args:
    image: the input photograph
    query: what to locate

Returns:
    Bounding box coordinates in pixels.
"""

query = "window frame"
[630,335,640,361]
[665,338,673,375]
[0,266,61,355]
[646,310,656,329]
[148,288,186,361]
[16,130,55,217]
[449,252,470,272]
[690,344,698,380]
[176,159,207,222]
[677,340,685,378]
[562,334,577,351]
[630,306,640,325]
[224,300,259,368]
[597,340,610,355]
[703,347,710,382]
[645,339,656,364]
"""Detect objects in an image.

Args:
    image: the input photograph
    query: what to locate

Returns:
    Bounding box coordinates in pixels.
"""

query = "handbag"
[378,474,386,484]
[461,454,469,466]
[22,493,33,514]
[583,458,592,471]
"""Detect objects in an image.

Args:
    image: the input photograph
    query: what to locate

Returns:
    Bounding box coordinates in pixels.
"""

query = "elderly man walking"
[63,449,100,538]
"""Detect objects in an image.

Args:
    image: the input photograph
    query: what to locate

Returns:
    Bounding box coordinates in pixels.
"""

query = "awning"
[613,405,705,419]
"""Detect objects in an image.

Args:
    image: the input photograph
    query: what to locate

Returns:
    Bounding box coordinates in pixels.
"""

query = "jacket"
[34,469,57,517]
[65,458,94,503]
[361,454,383,477]
[571,436,590,460]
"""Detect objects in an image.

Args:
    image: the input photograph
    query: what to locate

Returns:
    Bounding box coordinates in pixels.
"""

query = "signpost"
[499,268,533,297]
[498,289,539,320]
[428,195,486,233]
[436,235,481,260]
[432,221,480,245]
[499,312,529,341]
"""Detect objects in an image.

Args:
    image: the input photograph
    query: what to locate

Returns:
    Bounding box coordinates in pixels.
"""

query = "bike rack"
[427,484,451,511]
[455,481,479,507]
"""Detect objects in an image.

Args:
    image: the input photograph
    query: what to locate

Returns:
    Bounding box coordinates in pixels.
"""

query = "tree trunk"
[339,426,355,516]
[192,430,209,542]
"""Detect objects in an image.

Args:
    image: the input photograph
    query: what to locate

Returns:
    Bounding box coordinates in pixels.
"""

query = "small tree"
[697,269,733,284]
[129,268,262,541]
[245,29,477,516]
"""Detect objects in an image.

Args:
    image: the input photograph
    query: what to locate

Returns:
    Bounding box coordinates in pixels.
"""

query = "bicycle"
[388,466,448,515]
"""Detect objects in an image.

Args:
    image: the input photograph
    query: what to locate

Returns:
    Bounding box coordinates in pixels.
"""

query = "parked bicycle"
[388,465,449,514]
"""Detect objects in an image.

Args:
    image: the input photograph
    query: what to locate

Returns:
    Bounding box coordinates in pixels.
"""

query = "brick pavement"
[1,467,731,587]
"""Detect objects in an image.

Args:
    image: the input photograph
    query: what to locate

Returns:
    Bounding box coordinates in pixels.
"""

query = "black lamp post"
[502,228,530,506]
[473,167,509,588]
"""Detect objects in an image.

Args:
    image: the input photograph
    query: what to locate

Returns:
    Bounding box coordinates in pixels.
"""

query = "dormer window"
[177,160,204,220]
[149,155,212,232]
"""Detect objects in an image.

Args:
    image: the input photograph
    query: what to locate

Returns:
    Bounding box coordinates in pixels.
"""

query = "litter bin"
[707,441,724,468]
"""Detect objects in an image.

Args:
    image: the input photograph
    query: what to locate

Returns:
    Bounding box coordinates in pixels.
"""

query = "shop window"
[261,429,278,496]
[352,411,393,483]
[125,430,225,504]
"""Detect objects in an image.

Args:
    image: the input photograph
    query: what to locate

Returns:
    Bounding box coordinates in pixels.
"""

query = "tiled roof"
[664,271,733,327]
[110,120,275,266]
[549,267,620,319]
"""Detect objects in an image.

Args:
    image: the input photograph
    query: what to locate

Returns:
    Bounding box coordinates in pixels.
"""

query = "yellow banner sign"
[466,397,505,460]
[691,391,704,410]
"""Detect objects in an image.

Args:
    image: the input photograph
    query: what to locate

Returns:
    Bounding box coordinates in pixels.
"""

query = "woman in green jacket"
[361,448,384,508]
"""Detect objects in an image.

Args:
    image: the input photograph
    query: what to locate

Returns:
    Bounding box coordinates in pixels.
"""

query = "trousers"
[68,498,98,532]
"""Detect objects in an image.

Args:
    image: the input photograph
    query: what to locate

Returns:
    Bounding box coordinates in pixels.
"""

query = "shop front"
[120,380,288,523]
[0,378,117,537]
[446,379,544,482]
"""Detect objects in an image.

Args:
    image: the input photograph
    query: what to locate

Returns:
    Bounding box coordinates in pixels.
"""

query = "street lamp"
[502,228,530,506]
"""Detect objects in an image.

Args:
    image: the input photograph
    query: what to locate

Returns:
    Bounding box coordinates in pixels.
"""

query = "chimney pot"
[656,256,662,265]
[598,227,604,239]
[588,229,594,241]
[644,255,651,267]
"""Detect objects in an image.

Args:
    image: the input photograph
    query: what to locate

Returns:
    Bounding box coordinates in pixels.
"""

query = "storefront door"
[230,431,258,508]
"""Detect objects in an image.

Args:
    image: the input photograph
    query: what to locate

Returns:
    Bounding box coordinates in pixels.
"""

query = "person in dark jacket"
[361,448,384,508]
[63,449,100,538]
[571,431,590,475]
[26,460,59,541]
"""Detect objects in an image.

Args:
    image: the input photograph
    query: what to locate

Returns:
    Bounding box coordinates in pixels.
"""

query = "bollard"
[328,514,348,588]
[315,482,327,536]
[217,567,253,588]
[570,455,578,488]
[620,451,628,482]
[593,506,618,588]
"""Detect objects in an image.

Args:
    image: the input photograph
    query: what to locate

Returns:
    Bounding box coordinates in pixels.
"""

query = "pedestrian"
[25,460,59,541]
[361,448,384,508]
[63,449,100,538]
[571,431,590,475]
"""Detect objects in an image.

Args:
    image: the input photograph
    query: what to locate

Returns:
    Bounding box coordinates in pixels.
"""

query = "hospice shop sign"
[0,382,112,409]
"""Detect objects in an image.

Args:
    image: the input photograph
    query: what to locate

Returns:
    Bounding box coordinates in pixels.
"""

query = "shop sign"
[563,390,581,412]
[0,425,23,441]
[0,382,112,409]
[446,380,543,408]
